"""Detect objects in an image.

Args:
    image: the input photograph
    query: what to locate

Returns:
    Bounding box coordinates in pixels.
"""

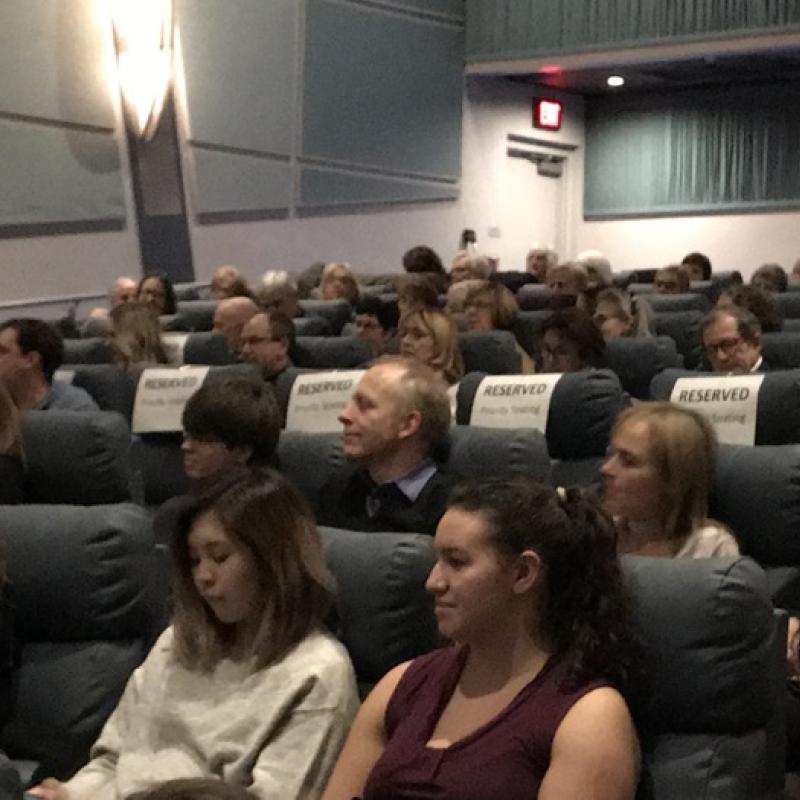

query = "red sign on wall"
[533,98,563,131]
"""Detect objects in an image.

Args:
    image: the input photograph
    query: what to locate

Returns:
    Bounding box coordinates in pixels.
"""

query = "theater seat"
[650,369,800,445]
[183,332,239,366]
[761,332,800,370]
[516,285,576,311]
[645,293,709,313]
[62,338,114,364]
[711,444,800,610]
[653,310,703,369]
[66,365,139,421]
[297,300,352,335]
[165,300,217,332]
[603,337,682,400]
[775,293,800,320]
[294,316,331,337]
[291,336,371,369]
[512,310,549,357]
[456,369,627,485]
[458,330,521,374]
[626,556,783,800]
[0,503,164,782]
[22,411,138,505]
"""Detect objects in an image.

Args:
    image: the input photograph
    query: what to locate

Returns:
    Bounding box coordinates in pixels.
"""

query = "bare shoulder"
[361,660,413,722]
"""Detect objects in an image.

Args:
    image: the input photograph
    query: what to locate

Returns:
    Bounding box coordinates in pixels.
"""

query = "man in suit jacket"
[316,356,451,535]
[701,307,768,374]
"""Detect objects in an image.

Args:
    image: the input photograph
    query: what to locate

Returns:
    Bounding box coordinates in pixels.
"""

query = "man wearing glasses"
[701,307,766,374]
[239,312,294,381]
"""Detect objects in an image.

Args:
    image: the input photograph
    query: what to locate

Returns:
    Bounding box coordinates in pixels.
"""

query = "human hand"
[26,778,70,800]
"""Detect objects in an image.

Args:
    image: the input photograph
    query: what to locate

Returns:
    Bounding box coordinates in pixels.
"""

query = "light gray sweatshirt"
[64,626,359,800]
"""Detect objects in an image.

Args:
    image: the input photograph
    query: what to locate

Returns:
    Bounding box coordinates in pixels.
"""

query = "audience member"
[397,276,439,322]
[138,272,177,316]
[751,263,788,294]
[108,302,168,368]
[31,471,358,800]
[319,263,359,305]
[0,381,24,504]
[212,297,259,353]
[86,277,138,323]
[0,319,98,412]
[296,261,326,300]
[653,265,690,295]
[354,297,399,358]
[701,307,766,374]
[256,273,301,319]
[450,253,492,284]
[546,263,588,298]
[210,266,250,300]
[463,281,534,372]
[593,288,655,338]
[602,402,737,558]
[576,251,612,290]
[444,278,482,314]
[239,312,294,382]
[128,779,257,800]
[401,246,449,293]
[323,476,639,800]
[316,357,452,535]
[681,252,712,282]
[539,309,605,373]
[715,284,782,333]
[399,309,464,386]
[525,247,557,281]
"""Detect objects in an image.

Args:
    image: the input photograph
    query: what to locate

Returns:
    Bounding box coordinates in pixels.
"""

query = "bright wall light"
[607,75,625,88]
[111,0,174,141]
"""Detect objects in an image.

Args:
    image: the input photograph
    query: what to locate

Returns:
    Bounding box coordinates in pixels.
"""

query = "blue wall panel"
[303,0,463,180]
[192,149,291,215]
[178,0,296,155]
[300,168,458,208]
[0,120,124,225]
[0,0,115,128]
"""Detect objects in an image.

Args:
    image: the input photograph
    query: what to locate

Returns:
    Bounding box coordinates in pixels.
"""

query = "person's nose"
[425,560,446,595]
[193,559,215,589]
[339,401,355,426]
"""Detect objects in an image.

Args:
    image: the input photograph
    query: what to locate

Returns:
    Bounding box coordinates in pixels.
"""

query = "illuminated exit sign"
[533,98,563,131]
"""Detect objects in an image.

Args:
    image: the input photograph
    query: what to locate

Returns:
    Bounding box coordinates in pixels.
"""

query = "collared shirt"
[366,459,438,518]
[749,355,764,373]
[36,382,99,412]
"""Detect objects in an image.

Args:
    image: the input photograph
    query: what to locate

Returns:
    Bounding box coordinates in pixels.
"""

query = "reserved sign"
[470,374,562,431]
[161,333,189,365]
[285,370,364,433]
[132,366,210,434]
[670,374,765,445]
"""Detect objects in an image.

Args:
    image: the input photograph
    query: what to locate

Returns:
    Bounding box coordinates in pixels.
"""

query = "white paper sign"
[470,374,562,430]
[132,366,210,434]
[53,369,75,385]
[285,370,364,433]
[161,333,189,365]
[670,374,765,445]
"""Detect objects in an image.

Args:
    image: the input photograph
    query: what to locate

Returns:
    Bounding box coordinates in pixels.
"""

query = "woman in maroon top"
[323,477,640,800]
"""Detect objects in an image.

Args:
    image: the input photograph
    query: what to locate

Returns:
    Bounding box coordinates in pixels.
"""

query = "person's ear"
[231,445,253,465]
[22,349,41,373]
[397,408,422,441]
[512,549,542,595]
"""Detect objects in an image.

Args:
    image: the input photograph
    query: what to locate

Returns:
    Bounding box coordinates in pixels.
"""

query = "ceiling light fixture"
[607,75,625,88]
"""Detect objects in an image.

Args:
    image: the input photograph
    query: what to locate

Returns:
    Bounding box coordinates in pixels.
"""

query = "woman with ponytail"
[323,476,640,800]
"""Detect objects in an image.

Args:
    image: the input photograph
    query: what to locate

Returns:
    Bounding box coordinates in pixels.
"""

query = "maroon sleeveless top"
[362,645,607,800]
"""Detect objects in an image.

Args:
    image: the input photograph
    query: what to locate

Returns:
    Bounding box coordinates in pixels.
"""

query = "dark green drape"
[466,0,800,61]
[584,83,800,219]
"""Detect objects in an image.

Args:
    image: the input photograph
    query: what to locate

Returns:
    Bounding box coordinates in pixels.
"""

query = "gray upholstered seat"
[603,336,682,399]
[775,292,800,320]
[183,332,240,366]
[511,310,549,357]
[294,315,331,337]
[0,503,164,781]
[292,336,371,369]
[645,292,709,313]
[65,364,139,421]
[62,337,114,364]
[516,284,576,311]
[458,330,522,374]
[762,332,800,369]
[166,300,217,332]
[297,300,352,335]
[650,368,800,445]
[653,310,704,369]
[22,411,138,504]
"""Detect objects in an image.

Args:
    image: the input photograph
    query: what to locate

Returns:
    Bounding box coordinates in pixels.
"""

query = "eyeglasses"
[240,335,274,347]
[704,336,743,356]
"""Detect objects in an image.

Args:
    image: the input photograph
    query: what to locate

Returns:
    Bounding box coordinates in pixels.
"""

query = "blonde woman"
[399,309,464,386]
[601,402,738,557]
[108,302,168,368]
[320,263,360,305]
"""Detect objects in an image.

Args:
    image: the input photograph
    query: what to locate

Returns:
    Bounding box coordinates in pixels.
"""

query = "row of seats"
[0,502,786,796]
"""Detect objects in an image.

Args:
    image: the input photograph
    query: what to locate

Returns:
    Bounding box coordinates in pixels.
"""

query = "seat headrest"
[69,364,138,421]
[183,332,240,366]
[23,411,134,504]
[459,330,521,374]
[650,368,800,445]
[62,338,114,364]
[604,337,682,399]
[624,556,775,733]
[168,300,218,332]
[762,332,800,370]
[457,370,627,459]
[292,336,371,369]
[320,527,437,683]
[294,316,331,337]
[646,293,709,313]
[711,444,800,565]
[0,503,157,640]
[775,292,800,320]
[297,300,352,335]
[653,310,703,369]
[516,285,577,312]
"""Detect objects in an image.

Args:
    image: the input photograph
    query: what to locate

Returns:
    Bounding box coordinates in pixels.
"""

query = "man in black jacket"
[316,357,451,534]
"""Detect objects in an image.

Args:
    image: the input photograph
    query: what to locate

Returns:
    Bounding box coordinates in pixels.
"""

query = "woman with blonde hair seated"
[0,381,24,504]
[319,263,360,305]
[108,301,168,368]
[601,402,738,557]
[593,288,655,339]
[463,281,534,373]
[399,308,464,386]
[30,470,358,800]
